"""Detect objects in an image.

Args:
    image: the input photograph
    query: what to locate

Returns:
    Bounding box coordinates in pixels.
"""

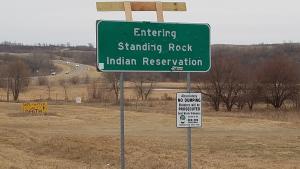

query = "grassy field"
[0,60,299,168]
[0,83,181,102]
[0,102,299,169]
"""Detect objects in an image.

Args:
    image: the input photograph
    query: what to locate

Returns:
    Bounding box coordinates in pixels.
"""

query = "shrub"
[69,76,80,85]
[38,76,48,86]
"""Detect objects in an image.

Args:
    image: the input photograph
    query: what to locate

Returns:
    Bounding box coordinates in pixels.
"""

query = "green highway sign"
[96,20,211,72]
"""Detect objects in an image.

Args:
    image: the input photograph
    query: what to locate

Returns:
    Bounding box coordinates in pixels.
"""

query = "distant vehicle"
[51,72,56,76]
[66,61,70,64]
[75,64,80,67]
[65,72,69,74]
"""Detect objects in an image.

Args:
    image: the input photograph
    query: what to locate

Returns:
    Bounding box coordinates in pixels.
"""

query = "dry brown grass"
[0,62,299,168]
[0,83,183,103]
[0,102,299,169]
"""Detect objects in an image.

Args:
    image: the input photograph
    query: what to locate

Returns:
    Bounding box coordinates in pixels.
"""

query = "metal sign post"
[96,2,187,169]
[120,72,125,169]
[177,76,202,169]
[120,2,132,169]
[187,72,192,169]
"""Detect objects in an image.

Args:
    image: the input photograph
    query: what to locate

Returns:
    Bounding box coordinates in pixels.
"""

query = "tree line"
[0,41,95,53]
[0,54,57,101]
[198,54,300,111]
[0,43,300,110]
[0,59,30,101]
[97,44,300,111]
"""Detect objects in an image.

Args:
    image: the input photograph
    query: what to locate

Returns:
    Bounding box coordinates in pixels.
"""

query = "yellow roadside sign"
[22,102,48,113]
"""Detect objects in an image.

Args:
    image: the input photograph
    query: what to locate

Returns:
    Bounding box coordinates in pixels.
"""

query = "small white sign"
[75,97,82,104]
[177,93,202,128]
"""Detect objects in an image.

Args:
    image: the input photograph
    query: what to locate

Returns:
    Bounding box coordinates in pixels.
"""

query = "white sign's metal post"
[187,72,192,169]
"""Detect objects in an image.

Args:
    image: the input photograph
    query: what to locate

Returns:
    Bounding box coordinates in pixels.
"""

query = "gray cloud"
[0,0,299,45]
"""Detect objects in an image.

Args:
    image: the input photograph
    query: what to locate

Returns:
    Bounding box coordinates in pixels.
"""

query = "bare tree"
[84,74,90,84]
[69,76,80,85]
[8,60,30,101]
[242,69,261,111]
[38,76,48,86]
[198,83,222,111]
[257,56,300,109]
[25,52,55,76]
[236,79,261,111]
[0,65,10,101]
[133,73,156,101]
[198,56,244,111]
[244,85,261,111]
[87,80,99,101]
[236,90,247,110]
[197,57,224,111]
[219,59,244,111]
[46,79,52,100]
[103,73,120,103]
[59,79,68,101]
[38,76,52,100]
[291,93,300,110]
[87,80,107,102]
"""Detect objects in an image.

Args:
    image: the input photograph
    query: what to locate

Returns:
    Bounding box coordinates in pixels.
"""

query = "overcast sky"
[0,0,299,45]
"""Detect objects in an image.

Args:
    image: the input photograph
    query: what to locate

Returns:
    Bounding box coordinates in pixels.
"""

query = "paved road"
[53,60,90,79]
[31,60,98,85]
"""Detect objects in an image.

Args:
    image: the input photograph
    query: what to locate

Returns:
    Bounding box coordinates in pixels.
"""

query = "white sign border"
[96,20,211,73]
[176,92,202,128]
